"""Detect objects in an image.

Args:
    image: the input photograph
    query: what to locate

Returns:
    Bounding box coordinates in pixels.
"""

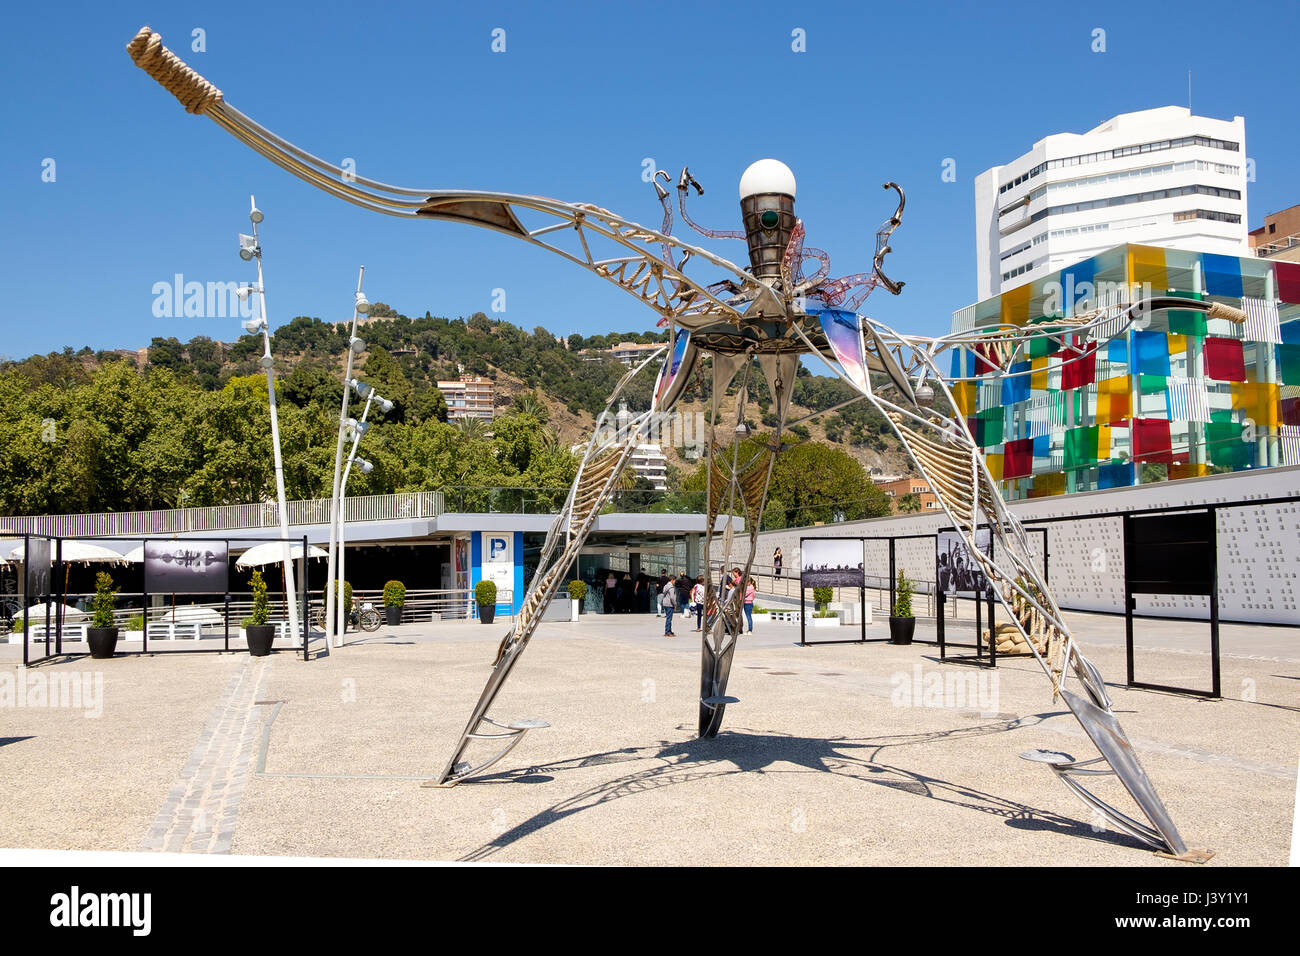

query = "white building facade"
[975,107,1249,301]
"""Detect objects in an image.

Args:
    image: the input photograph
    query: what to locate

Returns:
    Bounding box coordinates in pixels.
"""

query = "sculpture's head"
[738,159,796,281]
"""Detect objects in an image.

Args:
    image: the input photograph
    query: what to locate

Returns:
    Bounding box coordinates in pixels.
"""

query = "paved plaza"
[1,610,1295,865]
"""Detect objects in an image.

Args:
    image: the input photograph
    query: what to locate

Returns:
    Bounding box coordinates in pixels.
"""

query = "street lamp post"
[335,380,389,644]
[325,270,370,648]
[237,196,299,648]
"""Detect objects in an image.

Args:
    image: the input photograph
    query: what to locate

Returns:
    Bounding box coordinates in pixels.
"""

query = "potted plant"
[382,580,406,627]
[889,570,916,645]
[811,586,838,628]
[87,571,120,659]
[243,569,276,656]
[475,579,497,624]
[567,579,587,621]
[326,579,354,632]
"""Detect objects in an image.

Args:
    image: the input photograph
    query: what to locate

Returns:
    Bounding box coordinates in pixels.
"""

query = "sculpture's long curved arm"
[125,26,768,329]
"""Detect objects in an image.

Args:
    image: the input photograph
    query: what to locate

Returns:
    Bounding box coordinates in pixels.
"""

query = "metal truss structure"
[127,26,1216,859]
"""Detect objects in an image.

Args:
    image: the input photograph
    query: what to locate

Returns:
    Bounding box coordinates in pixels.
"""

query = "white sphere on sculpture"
[738,159,796,199]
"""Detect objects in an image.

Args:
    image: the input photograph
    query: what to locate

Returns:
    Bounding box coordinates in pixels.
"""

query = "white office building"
[975,106,1249,300]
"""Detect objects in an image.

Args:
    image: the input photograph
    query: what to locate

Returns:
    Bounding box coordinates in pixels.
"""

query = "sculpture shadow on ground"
[458,713,1150,862]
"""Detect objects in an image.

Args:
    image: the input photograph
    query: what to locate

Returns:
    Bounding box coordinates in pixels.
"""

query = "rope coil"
[126,25,223,115]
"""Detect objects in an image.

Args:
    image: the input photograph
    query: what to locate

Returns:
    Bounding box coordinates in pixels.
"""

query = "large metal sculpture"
[127,26,1219,859]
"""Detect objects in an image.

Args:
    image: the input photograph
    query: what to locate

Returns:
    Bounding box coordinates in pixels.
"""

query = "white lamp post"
[325,269,369,648]
[335,381,390,644]
[237,196,299,647]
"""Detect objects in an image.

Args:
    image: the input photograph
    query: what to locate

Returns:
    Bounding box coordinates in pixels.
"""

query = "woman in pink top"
[743,577,756,633]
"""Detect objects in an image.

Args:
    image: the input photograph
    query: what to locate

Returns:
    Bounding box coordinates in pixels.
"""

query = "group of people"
[658,566,757,638]
[592,566,761,638]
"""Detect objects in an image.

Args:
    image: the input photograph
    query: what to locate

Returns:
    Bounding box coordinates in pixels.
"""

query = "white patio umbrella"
[5,541,134,564]
[156,604,223,625]
[19,603,88,627]
[235,542,327,568]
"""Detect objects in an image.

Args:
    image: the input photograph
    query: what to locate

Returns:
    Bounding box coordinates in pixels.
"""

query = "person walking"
[604,570,617,614]
[660,573,678,637]
[773,547,783,579]
[655,568,669,617]
[743,575,756,633]
[690,576,705,631]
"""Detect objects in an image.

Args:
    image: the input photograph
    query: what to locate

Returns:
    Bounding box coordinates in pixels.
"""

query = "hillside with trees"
[0,306,929,527]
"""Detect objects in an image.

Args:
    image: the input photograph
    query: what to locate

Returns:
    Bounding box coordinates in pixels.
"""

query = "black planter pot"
[578,598,585,615]
[385,606,402,627]
[478,604,495,624]
[87,626,119,659]
[889,616,916,645]
[245,624,276,657]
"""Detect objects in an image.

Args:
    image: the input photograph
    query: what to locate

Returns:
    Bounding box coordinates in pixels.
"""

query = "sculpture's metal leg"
[429,351,674,786]
[696,349,798,738]
[788,317,1204,858]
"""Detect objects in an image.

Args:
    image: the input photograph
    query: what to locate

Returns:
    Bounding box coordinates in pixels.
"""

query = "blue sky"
[2,0,1296,359]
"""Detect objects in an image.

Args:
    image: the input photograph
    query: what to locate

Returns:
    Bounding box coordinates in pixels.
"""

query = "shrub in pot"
[325,579,354,632]
[244,569,276,656]
[87,571,120,659]
[475,580,497,624]
[383,580,406,626]
[889,570,916,645]
[567,579,587,615]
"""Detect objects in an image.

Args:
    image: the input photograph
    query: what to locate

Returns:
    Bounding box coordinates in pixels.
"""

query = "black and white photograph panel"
[936,529,992,595]
[800,537,865,588]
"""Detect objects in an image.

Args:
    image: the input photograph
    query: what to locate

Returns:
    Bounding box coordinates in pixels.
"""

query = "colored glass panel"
[1028,333,1061,358]
[1166,289,1206,337]
[1281,396,1300,427]
[1107,336,1128,365]
[1129,245,1169,291]
[1064,425,1098,469]
[1167,333,1187,355]
[1030,355,1049,390]
[1030,472,1066,497]
[1231,382,1280,427]
[1201,253,1244,298]
[976,406,1004,447]
[1003,438,1033,479]
[1205,421,1251,470]
[1060,341,1097,390]
[1098,461,1134,489]
[1277,344,1300,386]
[1139,374,1167,394]
[1001,282,1032,327]
[1096,375,1131,425]
[985,453,1004,482]
[1276,261,1300,307]
[1169,462,1212,480]
[951,380,976,417]
[1203,336,1246,381]
[1003,361,1031,405]
[1131,418,1172,463]
[1134,330,1171,377]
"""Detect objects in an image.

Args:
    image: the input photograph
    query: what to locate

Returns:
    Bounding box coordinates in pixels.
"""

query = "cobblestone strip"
[139,657,270,853]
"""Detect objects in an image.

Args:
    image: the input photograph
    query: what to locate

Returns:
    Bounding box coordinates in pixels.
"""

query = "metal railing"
[0,490,444,538]
[1254,232,1300,257]
[710,561,941,617]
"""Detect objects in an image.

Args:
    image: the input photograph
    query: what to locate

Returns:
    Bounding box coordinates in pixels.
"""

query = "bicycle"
[311,599,382,633]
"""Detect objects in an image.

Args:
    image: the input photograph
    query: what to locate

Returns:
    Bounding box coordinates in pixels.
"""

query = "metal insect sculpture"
[127,26,1222,860]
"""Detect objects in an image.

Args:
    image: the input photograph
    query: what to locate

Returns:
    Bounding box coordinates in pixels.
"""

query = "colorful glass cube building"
[949,243,1300,500]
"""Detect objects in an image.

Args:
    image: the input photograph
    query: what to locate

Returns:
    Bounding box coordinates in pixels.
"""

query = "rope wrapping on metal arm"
[126,26,223,115]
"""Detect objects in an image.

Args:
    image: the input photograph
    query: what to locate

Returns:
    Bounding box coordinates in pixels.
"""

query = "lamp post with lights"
[325,269,370,647]
[236,196,300,647]
[334,378,391,643]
